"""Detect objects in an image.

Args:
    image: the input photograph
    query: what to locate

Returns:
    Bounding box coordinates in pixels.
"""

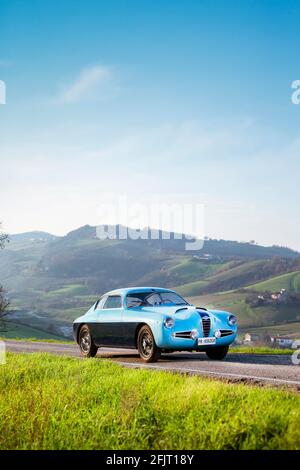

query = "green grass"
[175,279,209,296]
[230,346,294,355]
[0,353,300,450]
[204,259,266,284]
[246,270,300,293]
[0,336,72,344]
[45,283,89,296]
[169,259,222,284]
[0,322,64,341]
[175,260,266,296]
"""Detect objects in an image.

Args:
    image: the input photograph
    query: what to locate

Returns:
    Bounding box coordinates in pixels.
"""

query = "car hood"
[138,305,232,322]
[139,305,208,319]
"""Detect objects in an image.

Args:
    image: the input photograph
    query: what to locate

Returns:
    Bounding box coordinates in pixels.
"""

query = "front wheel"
[137,325,161,363]
[205,345,229,360]
[78,325,98,358]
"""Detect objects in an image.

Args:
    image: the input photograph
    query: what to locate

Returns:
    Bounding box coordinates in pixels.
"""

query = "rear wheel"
[78,325,98,358]
[205,345,229,360]
[137,325,161,363]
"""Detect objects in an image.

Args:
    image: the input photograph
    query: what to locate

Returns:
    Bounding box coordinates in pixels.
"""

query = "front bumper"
[156,324,237,350]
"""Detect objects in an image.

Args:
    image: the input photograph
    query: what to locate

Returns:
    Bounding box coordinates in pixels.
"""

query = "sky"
[0,0,300,249]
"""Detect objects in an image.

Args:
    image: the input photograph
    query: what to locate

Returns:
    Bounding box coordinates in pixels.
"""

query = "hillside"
[246,270,300,293]
[175,258,300,296]
[188,290,300,332]
[185,270,300,333]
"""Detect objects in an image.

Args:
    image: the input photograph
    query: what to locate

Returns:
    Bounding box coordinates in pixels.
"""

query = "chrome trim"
[172,331,192,339]
[220,329,233,337]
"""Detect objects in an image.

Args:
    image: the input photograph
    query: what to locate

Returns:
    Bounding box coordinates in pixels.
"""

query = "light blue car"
[73,287,237,362]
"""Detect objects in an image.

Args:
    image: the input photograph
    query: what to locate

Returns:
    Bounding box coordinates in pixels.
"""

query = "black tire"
[137,325,161,363]
[205,345,229,360]
[78,325,98,358]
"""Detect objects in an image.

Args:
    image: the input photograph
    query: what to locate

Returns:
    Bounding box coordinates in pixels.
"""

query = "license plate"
[198,337,216,346]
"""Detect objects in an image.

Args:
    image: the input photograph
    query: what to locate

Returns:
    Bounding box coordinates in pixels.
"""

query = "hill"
[175,258,300,296]
[8,231,58,250]
[246,270,300,294]
[188,290,300,331]
[1,224,299,338]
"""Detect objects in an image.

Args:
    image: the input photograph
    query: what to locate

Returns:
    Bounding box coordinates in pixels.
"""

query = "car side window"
[103,295,122,309]
[95,296,107,310]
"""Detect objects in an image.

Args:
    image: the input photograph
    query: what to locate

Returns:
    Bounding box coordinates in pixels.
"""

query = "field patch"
[246,271,300,293]
[0,353,299,450]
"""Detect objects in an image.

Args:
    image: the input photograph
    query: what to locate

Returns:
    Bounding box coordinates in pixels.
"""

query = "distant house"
[244,333,260,343]
[250,288,289,307]
[193,253,215,261]
[271,289,289,303]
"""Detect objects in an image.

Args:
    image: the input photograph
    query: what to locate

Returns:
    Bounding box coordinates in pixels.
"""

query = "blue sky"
[0,0,300,249]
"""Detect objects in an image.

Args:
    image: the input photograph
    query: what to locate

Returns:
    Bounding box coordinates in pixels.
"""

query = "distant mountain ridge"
[8,224,299,259]
[9,231,58,243]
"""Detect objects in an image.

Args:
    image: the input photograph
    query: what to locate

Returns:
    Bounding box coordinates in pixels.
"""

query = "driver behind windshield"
[126,291,188,308]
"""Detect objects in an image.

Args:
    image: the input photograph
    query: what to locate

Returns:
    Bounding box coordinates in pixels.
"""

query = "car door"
[93,294,123,347]
[122,296,141,348]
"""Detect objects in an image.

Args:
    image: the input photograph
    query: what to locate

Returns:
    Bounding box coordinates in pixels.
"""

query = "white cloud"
[86,119,260,167]
[2,119,300,250]
[58,65,117,103]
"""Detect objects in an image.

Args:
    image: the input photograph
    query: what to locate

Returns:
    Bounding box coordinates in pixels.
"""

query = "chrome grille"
[202,316,211,337]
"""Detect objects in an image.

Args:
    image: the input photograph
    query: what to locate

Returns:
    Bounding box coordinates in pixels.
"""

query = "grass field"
[0,322,65,341]
[175,260,265,296]
[246,270,300,293]
[0,353,299,450]
[230,346,294,355]
[44,283,90,297]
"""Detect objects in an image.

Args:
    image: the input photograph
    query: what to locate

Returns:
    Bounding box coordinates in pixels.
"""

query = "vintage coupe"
[73,287,237,362]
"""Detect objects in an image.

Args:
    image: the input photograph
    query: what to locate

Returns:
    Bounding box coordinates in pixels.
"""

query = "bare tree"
[0,223,9,331]
[0,222,8,249]
[0,286,9,329]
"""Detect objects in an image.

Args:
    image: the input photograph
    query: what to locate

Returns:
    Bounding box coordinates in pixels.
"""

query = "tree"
[0,226,8,249]
[0,286,9,329]
[0,223,9,330]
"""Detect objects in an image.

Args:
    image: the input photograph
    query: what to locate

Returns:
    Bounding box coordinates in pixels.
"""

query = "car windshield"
[127,291,188,307]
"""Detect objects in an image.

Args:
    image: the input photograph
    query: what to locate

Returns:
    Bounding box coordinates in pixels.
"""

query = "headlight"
[164,317,175,329]
[228,314,237,326]
[190,329,199,340]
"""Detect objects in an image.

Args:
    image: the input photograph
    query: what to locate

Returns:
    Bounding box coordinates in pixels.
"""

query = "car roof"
[104,287,177,296]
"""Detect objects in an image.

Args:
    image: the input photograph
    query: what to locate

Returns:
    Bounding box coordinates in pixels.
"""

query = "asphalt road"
[4,339,300,389]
